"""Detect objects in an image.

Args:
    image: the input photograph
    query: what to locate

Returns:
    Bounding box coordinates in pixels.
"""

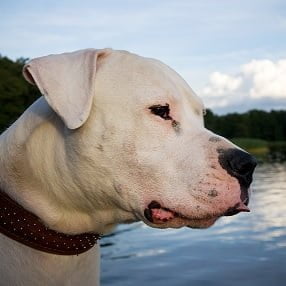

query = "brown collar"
[0,190,100,255]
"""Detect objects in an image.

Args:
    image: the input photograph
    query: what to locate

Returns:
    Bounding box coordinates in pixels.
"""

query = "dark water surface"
[101,163,286,286]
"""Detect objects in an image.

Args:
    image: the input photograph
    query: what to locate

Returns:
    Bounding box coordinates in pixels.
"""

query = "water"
[101,163,286,286]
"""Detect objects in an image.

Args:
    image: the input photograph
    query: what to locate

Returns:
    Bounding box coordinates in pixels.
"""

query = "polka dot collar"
[0,190,100,255]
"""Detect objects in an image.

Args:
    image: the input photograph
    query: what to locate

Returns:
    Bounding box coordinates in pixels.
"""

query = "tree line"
[0,54,285,141]
[205,109,286,142]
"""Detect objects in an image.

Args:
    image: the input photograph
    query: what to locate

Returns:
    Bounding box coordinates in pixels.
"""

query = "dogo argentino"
[0,48,256,285]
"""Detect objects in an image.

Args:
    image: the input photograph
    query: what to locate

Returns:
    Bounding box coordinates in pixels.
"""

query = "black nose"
[218,148,257,187]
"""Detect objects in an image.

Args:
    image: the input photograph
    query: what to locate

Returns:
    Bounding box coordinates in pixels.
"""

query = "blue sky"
[1,0,286,113]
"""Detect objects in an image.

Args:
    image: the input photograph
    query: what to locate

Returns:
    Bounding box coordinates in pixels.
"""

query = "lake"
[101,163,286,286]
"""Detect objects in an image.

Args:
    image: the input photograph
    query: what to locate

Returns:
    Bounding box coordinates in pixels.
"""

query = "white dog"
[0,49,256,285]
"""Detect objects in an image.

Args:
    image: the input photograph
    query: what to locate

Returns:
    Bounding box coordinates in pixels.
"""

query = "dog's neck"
[0,97,135,236]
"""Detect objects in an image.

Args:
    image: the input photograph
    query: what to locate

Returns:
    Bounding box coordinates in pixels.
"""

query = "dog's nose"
[218,148,257,187]
[228,149,257,178]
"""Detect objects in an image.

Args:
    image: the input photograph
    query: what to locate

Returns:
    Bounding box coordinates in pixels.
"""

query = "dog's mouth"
[144,201,181,224]
[144,200,250,229]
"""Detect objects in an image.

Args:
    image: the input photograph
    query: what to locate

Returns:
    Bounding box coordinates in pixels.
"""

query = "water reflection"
[101,163,286,286]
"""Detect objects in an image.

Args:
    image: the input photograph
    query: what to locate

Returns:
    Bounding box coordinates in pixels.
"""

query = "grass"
[231,138,269,154]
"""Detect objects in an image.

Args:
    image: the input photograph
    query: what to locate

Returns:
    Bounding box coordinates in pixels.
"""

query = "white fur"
[0,49,243,285]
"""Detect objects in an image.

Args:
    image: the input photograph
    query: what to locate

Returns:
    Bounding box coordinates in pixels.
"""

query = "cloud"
[242,59,286,99]
[200,58,286,113]
[202,72,242,97]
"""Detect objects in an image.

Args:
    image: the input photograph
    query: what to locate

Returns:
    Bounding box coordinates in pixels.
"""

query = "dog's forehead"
[98,50,205,113]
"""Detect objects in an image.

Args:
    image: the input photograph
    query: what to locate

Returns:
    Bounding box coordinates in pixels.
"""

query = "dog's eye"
[149,104,172,120]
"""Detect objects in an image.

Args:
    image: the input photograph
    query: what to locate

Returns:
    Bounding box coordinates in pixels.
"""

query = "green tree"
[0,55,41,132]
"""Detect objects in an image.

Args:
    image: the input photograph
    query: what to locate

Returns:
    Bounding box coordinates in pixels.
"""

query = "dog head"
[23,49,257,232]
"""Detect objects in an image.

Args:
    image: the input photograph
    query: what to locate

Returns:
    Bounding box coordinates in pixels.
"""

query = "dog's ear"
[23,49,110,129]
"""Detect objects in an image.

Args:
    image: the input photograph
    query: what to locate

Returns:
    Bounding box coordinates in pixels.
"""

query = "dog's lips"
[144,207,176,224]
[144,200,250,228]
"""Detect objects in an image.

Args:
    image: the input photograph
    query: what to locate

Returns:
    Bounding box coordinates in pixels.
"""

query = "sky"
[1,0,286,114]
